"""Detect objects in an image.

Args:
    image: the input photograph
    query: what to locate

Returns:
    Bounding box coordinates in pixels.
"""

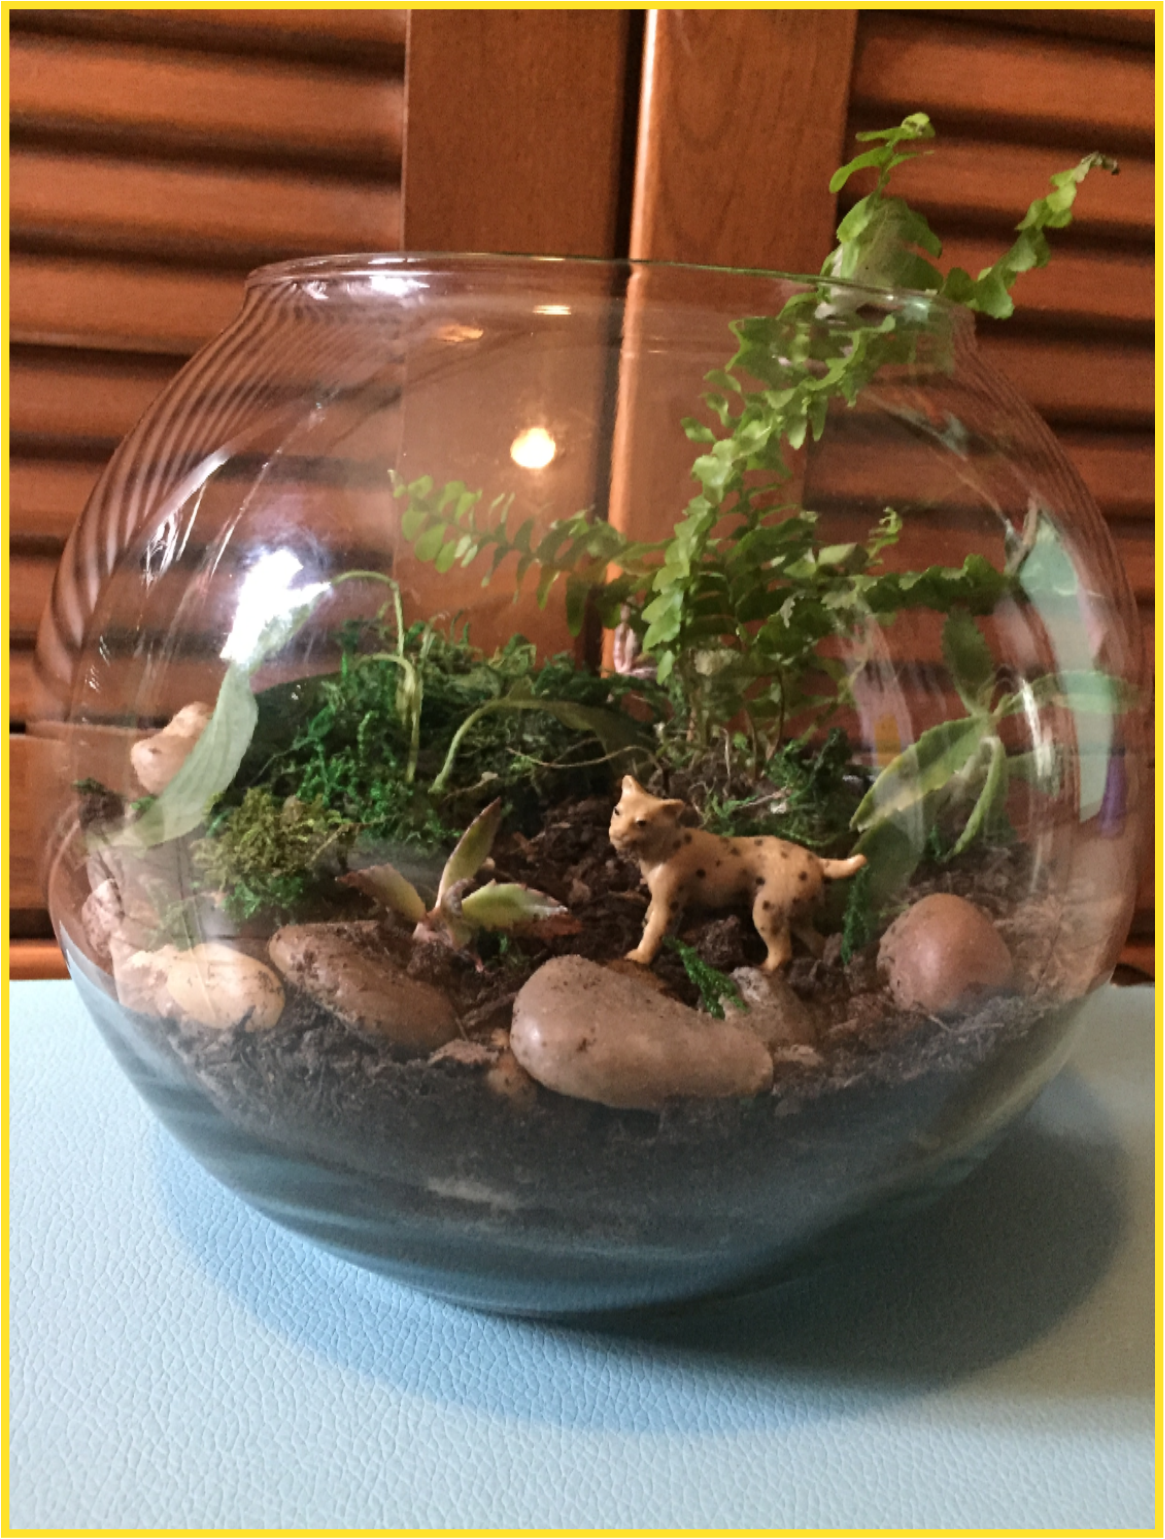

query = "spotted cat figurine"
[609,776,866,972]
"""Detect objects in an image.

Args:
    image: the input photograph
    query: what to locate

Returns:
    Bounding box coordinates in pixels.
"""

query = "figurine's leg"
[626,883,681,965]
[753,894,793,972]
[793,923,825,958]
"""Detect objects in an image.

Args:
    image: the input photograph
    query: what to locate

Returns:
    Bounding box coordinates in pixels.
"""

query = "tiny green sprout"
[341,797,568,951]
[663,936,745,1020]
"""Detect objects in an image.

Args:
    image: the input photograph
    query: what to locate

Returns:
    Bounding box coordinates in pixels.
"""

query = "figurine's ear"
[663,799,684,814]
[621,775,643,794]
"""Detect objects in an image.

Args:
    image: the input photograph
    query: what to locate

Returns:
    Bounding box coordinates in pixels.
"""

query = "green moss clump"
[194,789,358,924]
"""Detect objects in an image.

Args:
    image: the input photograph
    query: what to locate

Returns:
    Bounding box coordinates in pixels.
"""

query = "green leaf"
[120,664,258,848]
[564,575,590,637]
[438,798,502,902]
[942,610,996,711]
[340,862,427,923]
[851,816,926,908]
[533,698,651,766]
[413,521,447,563]
[460,881,567,931]
[939,152,1117,314]
[946,735,1008,859]
[852,716,985,832]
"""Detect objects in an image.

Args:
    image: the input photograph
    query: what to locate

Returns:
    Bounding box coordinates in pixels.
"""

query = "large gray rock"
[511,955,773,1110]
[268,922,458,1054]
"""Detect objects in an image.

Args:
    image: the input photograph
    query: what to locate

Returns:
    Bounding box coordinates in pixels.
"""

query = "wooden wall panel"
[629,9,858,271]
[403,10,638,256]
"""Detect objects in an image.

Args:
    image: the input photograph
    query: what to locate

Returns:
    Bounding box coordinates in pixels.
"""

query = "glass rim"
[245,249,968,315]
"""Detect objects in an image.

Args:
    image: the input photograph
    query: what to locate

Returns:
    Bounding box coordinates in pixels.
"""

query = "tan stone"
[878,894,1014,1014]
[165,943,285,1030]
[268,923,458,1054]
[130,702,213,795]
[511,955,773,1110]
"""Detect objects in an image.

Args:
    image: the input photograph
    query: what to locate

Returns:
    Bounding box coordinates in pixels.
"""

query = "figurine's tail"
[819,854,867,880]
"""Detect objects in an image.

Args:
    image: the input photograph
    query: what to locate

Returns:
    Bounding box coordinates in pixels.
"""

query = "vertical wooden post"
[404,11,640,256]
[630,9,858,272]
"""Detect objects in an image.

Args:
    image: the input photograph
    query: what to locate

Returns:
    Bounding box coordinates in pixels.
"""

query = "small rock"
[568,876,593,906]
[878,893,1014,1014]
[430,1039,497,1069]
[727,967,817,1050]
[691,915,749,972]
[269,923,458,1054]
[165,943,285,1031]
[821,933,844,969]
[110,941,183,1017]
[81,878,123,962]
[772,1043,824,1070]
[130,702,213,795]
[511,955,773,1110]
[485,1047,538,1107]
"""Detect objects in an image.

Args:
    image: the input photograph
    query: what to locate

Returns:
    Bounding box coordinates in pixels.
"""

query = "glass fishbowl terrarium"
[31,250,1145,1315]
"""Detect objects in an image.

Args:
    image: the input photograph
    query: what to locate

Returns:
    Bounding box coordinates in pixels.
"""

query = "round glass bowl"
[31,255,1146,1314]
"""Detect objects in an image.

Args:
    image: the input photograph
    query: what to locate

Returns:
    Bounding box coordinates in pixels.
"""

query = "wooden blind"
[8,8,406,974]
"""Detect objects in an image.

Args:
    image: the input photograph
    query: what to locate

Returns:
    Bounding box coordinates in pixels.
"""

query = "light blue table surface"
[7,979,1159,1533]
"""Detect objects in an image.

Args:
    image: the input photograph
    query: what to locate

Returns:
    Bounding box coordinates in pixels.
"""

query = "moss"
[194,789,358,924]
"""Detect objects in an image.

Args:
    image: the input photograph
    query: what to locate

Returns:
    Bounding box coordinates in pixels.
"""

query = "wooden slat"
[977,333,1154,427]
[404,11,637,257]
[849,136,1154,240]
[1110,525,1156,606]
[8,652,37,727]
[10,148,401,264]
[9,456,106,544]
[9,736,45,913]
[9,557,58,645]
[628,10,857,271]
[8,940,69,981]
[9,253,247,354]
[9,33,403,170]
[951,9,1157,49]
[10,347,180,449]
[938,238,1153,328]
[1117,942,1155,980]
[11,9,408,65]
[1061,433,1156,520]
[852,14,1154,149]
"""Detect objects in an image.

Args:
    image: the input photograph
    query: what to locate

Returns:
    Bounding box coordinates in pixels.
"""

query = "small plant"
[663,936,745,1021]
[340,798,568,951]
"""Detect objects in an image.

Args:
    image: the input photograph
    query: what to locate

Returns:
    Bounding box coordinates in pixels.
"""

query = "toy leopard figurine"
[610,776,866,972]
